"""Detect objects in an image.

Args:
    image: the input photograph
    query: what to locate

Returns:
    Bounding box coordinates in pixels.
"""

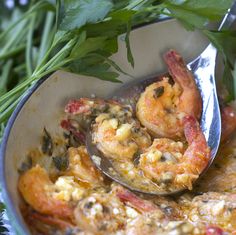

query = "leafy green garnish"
[60,0,113,30]
[125,20,134,67]
[53,154,69,171]
[153,86,165,98]
[42,128,54,156]
[203,30,236,100]
[18,156,33,174]
[0,0,235,136]
[164,0,234,30]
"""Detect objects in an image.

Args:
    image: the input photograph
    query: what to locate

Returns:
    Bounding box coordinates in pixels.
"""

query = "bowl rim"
[0,76,48,235]
[0,17,173,234]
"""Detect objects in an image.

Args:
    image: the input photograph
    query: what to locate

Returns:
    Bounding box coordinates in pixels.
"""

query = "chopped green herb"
[42,128,53,156]
[18,156,32,174]
[53,153,69,171]
[133,150,141,166]
[153,86,164,98]
[67,132,81,148]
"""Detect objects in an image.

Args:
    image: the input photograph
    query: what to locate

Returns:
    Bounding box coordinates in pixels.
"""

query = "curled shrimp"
[18,145,104,218]
[136,50,202,139]
[74,188,127,234]
[18,145,106,232]
[139,115,210,190]
[65,98,151,161]
[115,185,164,214]
[18,165,74,219]
[186,192,236,233]
[66,146,104,186]
[74,184,172,234]
[115,186,200,235]
[25,211,75,234]
[64,51,209,192]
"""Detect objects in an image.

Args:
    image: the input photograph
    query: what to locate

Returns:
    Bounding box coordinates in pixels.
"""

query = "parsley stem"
[0,76,35,104]
[126,0,147,10]
[13,64,26,74]
[33,38,76,77]
[26,14,36,76]
[37,12,55,67]
[0,60,13,95]
[0,95,23,123]
[0,91,22,114]
[0,1,52,42]
[0,44,26,60]
[0,22,28,57]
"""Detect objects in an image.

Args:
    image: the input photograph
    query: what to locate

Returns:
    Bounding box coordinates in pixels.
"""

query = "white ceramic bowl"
[0,19,208,234]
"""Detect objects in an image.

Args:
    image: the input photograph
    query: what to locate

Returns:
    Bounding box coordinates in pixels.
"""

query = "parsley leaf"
[204,29,236,100]
[164,0,234,30]
[60,0,113,31]
[70,36,108,59]
[203,30,236,68]
[125,20,134,67]
[53,154,69,171]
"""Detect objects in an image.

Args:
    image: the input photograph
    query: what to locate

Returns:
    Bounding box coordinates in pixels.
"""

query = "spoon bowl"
[86,3,236,195]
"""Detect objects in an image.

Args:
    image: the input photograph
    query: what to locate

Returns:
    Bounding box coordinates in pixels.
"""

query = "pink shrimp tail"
[65,99,90,114]
[29,212,75,230]
[183,115,202,144]
[205,225,224,235]
[164,50,202,119]
[183,115,211,174]
[61,119,85,144]
[116,186,159,213]
[164,50,190,87]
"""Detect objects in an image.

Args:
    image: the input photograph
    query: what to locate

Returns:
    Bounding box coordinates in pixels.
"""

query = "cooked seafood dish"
[17,50,236,234]
[65,50,210,193]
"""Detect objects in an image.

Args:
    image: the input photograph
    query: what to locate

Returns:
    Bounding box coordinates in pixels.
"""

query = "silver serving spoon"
[86,3,236,195]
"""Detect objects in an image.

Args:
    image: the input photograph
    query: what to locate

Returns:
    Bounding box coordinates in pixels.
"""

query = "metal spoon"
[86,3,236,195]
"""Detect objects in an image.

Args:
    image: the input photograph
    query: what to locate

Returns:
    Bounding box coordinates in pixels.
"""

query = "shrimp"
[186,192,236,233]
[195,133,236,193]
[115,186,167,235]
[65,98,107,115]
[74,189,127,234]
[66,146,104,186]
[18,165,74,219]
[74,184,169,234]
[25,211,75,233]
[65,98,151,161]
[139,115,210,190]
[115,185,164,214]
[125,217,200,235]
[18,146,105,218]
[136,50,202,139]
[115,186,202,235]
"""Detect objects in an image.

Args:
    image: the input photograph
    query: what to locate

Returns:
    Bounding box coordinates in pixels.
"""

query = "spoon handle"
[219,1,236,30]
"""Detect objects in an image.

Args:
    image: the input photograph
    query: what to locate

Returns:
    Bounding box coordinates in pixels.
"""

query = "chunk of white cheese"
[116,123,132,141]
